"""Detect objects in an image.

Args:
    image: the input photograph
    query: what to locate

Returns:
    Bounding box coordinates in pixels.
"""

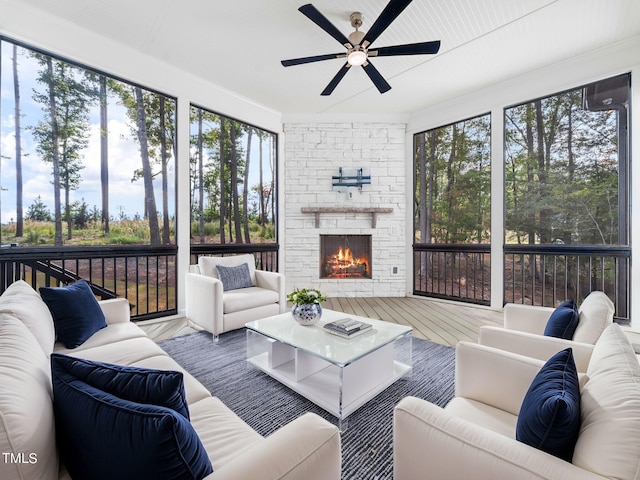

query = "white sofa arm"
[98,298,131,324]
[479,326,594,372]
[504,303,554,334]
[208,413,341,480]
[185,272,224,335]
[455,342,545,416]
[393,397,606,480]
[255,270,286,313]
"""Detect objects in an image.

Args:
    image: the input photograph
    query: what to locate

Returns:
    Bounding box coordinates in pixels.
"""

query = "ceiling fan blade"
[281,53,346,67]
[361,0,413,48]
[369,40,441,58]
[362,61,391,94]
[321,63,350,96]
[299,4,353,48]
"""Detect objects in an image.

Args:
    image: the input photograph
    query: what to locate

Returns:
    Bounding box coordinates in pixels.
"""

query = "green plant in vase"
[287,288,326,326]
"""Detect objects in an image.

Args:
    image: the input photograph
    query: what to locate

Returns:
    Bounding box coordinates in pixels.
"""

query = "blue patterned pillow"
[51,355,212,480]
[40,280,107,348]
[543,300,579,340]
[216,263,253,291]
[516,348,581,461]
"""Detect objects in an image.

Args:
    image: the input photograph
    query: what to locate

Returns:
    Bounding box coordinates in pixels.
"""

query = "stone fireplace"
[320,234,372,279]
[283,121,407,297]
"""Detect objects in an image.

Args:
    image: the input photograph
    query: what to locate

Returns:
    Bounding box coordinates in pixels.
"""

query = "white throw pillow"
[573,291,614,344]
[0,313,58,480]
[0,280,55,355]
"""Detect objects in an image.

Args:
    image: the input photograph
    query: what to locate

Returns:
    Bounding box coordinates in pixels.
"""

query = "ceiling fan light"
[347,50,367,66]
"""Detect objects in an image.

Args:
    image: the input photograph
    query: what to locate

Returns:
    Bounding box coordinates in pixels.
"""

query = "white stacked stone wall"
[283,122,407,297]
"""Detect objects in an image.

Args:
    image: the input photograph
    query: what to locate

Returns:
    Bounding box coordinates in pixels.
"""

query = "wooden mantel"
[300,207,393,228]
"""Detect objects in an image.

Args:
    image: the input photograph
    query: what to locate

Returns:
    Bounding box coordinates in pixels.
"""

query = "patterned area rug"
[158,328,455,480]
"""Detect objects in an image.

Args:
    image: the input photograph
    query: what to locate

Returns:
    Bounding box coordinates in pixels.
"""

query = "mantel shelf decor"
[300,207,393,228]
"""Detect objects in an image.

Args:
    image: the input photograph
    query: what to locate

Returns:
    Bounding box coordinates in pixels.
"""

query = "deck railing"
[413,243,630,323]
[0,245,177,321]
[413,244,491,305]
[504,244,630,323]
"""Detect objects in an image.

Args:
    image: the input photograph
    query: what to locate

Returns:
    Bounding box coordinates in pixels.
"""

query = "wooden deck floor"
[140,296,504,347]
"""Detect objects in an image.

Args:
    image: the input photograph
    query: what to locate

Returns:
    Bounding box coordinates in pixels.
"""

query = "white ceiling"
[8,0,640,116]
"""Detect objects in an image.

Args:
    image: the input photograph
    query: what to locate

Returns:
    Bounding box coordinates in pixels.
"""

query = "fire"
[325,246,370,278]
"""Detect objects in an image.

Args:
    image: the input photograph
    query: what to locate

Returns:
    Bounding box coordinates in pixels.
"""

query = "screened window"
[504,73,630,246]
[414,114,491,244]
[189,105,277,245]
[0,39,176,247]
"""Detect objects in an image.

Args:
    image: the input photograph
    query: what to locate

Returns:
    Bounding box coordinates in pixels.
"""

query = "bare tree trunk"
[197,109,205,243]
[243,128,252,243]
[12,45,24,238]
[160,97,170,244]
[230,121,242,243]
[134,87,160,245]
[219,117,226,244]
[45,58,63,246]
[99,75,109,234]
[259,135,265,235]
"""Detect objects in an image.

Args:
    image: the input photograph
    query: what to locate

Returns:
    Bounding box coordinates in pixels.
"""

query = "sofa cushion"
[40,280,107,348]
[573,324,640,478]
[573,291,614,344]
[52,355,213,480]
[516,348,580,461]
[51,353,190,419]
[543,301,579,340]
[216,263,253,291]
[222,286,280,314]
[0,280,55,355]
[198,254,257,284]
[0,313,58,480]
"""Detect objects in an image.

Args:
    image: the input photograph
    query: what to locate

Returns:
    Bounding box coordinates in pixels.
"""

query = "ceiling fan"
[281,0,441,95]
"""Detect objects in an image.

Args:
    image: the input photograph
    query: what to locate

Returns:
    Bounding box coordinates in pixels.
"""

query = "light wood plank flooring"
[140,296,503,347]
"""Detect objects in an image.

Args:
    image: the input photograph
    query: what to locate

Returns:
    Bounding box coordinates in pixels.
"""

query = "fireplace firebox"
[320,235,372,279]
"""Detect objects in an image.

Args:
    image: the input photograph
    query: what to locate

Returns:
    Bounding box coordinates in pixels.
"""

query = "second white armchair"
[185,254,285,342]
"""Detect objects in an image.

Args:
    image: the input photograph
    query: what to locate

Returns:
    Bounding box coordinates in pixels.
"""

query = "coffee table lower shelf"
[246,331,412,431]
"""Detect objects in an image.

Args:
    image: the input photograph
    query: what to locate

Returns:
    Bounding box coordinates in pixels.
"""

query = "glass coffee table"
[245,309,412,431]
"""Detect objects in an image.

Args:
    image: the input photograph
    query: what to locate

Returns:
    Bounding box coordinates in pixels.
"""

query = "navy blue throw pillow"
[51,356,213,480]
[543,301,579,340]
[50,353,190,420]
[40,280,107,348]
[516,348,581,461]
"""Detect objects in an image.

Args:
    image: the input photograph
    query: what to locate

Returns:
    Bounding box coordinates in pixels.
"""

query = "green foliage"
[26,196,52,222]
[287,288,326,305]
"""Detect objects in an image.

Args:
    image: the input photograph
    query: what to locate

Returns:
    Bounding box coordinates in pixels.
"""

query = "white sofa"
[393,322,640,480]
[0,280,341,480]
[479,291,614,372]
[185,254,285,341]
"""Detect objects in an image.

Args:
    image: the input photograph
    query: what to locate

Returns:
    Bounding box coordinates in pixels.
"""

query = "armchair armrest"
[455,342,545,416]
[255,270,286,313]
[185,272,224,335]
[393,397,606,480]
[503,303,554,334]
[98,298,131,324]
[479,326,594,372]
[208,413,341,480]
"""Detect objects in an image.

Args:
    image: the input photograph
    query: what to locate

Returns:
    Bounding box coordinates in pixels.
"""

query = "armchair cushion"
[223,286,280,314]
[216,263,253,291]
[40,280,107,349]
[543,301,579,339]
[516,348,580,461]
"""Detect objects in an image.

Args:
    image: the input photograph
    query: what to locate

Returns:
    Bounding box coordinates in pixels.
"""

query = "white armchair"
[394,324,640,480]
[479,291,614,372]
[185,254,285,342]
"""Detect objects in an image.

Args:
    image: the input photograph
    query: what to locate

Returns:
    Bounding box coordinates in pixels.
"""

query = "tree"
[12,44,24,238]
[31,55,91,243]
[26,195,52,221]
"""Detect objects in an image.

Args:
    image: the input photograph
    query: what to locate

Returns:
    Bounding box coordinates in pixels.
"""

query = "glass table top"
[245,309,412,366]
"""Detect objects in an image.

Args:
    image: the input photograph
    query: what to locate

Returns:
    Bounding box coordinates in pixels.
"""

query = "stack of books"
[323,317,372,339]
